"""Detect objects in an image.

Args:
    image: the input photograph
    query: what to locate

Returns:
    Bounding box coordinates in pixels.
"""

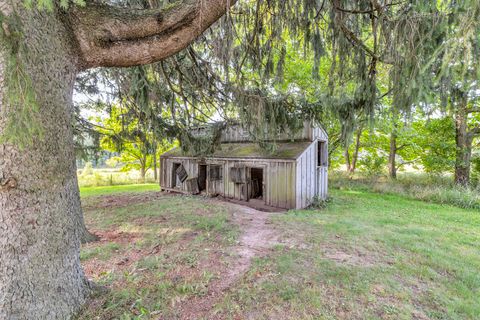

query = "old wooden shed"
[159,122,328,209]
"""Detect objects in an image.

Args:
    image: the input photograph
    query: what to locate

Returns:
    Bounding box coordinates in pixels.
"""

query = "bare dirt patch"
[83,225,200,279]
[83,191,167,210]
[176,200,283,319]
[323,248,379,267]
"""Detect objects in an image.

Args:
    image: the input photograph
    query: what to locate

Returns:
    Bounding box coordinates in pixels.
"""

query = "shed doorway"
[172,162,186,188]
[172,163,181,188]
[250,168,264,200]
[198,164,207,192]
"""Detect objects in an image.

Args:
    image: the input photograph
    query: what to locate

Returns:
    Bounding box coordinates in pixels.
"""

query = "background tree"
[97,104,173,182]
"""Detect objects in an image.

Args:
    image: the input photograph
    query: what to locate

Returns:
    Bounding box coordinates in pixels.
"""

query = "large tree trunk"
[153,144,158,181]
[0,5,90,319]
[0,0,236,318]
[344,145,352,173]
[388,131,397,179]
[388,117,398,179]
[350,127,362,174]
[344,127,362,175]
[454,95,472,186]
[140,155,147,183]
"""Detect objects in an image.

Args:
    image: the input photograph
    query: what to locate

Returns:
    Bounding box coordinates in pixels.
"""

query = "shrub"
[471,155,480,187]
[308,195,330,210]
[358,153,387,176]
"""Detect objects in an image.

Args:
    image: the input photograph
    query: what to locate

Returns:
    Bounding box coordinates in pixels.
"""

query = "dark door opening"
[250,168,264,199]
[198,165,207,192]
[172,163,181,188]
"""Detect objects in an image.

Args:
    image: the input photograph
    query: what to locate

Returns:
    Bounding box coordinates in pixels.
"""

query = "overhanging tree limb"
[69,0,237,69]
[470,126,480,136]
[466,107,480,114]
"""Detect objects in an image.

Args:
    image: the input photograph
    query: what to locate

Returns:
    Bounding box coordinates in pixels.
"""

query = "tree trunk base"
[80,229,100,244]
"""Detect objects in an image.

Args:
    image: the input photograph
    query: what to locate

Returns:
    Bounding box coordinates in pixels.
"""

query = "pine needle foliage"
[23,0,85,11]
[76,0,480,158]
[213,0,480,140]
[0,12,44,148]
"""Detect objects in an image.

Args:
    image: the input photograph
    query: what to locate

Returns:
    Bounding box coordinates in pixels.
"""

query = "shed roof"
[162,142,312,160]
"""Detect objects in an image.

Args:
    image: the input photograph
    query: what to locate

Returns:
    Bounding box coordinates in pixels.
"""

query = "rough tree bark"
[454,91,473,186]
[140,160,147,183]
[0,0,236,318]
[388,113,398,179]
[344,145,351,173]
[344,126,362,174]
[388,131,397,179]
[153,143,158,181]
[0,5,90,319]
[350,127,362,174]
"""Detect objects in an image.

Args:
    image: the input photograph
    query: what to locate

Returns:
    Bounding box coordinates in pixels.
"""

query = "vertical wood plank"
[295,159,301,209]
[264,163,270,205]
[278,163,285,208]
[288,162,293,209]
[271,162,277,207]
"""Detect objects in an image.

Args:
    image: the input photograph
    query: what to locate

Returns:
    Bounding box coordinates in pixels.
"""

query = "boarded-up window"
[317,141,328,167]
[230,167,246,183]
[209,165,223,181]
[186,178,200,194]
[176,164,188,183]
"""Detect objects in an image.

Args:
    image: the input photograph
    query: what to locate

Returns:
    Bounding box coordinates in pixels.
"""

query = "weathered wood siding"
[215,159,296,209]
[317,130,329,200]
[160,156,297,209]
[221,122,326,143]
[160,123,328,210]
[295,140,328,209]
[317,166,328,200]
[188,121,326,143]
[311,125,328,142]
[160,158,200,192]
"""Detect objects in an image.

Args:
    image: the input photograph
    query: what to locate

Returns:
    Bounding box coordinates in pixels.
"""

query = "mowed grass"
[218,190,480,320]
[78,186,480,319]
[80,183,160,198]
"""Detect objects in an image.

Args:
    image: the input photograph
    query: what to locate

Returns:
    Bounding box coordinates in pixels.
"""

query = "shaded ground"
[78,188,480,320]
[178,202,282,319]
[78,192,286,319]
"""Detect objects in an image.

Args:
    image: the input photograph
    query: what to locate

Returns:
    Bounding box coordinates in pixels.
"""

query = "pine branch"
[331,0,394,65]
[332,0,404,15]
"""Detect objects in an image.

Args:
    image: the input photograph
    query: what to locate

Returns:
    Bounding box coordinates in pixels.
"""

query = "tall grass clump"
[331,171,480,210]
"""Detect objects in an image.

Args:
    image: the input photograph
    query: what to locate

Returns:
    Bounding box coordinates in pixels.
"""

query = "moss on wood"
[163,142,311,160]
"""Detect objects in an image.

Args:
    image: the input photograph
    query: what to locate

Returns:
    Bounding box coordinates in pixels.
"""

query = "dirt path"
[178,201,283,319]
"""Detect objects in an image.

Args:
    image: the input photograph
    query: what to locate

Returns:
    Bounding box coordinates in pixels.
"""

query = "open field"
[80,184,160,198]
[78,168,157,188]
[78,186,480,319]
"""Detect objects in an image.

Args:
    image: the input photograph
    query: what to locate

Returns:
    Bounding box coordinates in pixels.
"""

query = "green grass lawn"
[80,183,160,198]
[78,186,480,319]
[220,190,480,319]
